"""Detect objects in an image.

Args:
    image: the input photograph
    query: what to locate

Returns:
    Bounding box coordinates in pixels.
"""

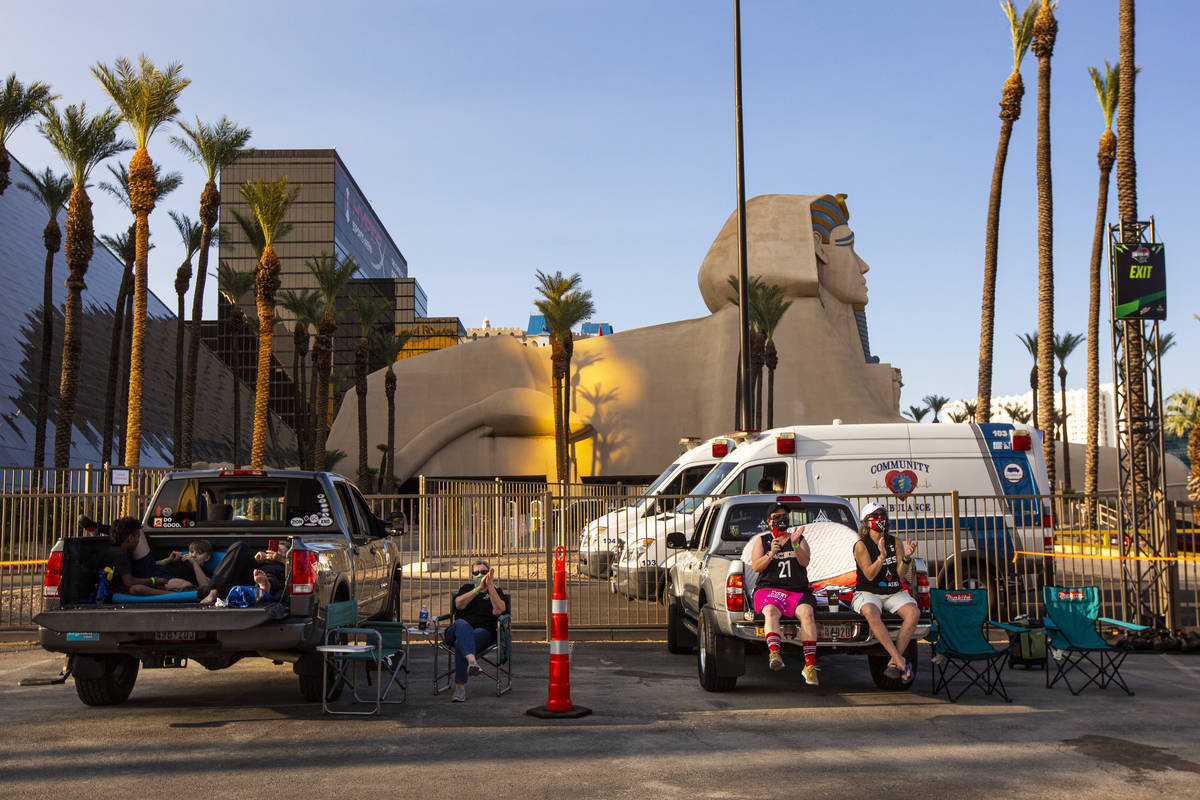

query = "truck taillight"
[290,550,317,595]
[1042,512,1053,530]
[712,442,729,458]
[915,570,930,612]
[776,432,795,454]
[43,552,63,598]
[726,573,744,611]
[219,469,268,476]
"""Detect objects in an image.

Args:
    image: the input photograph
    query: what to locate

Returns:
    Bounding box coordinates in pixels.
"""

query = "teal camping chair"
[434,593,513,697]
[316,600,409,714]
[928,589,1025,702]
[1042,586,1146,695]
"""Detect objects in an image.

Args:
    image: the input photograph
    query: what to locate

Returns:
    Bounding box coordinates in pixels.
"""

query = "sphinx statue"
[328,193,903,483]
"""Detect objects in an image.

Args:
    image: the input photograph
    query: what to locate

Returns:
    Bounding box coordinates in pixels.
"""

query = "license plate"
[153,631,197,642]
[819,623,854,641]
[66,632,99,642]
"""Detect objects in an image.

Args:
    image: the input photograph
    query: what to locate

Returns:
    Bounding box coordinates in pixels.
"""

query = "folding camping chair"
[433,597,513,696]
[928,589,1025,702]
[1042,586,1147,696]
[316,600,409,714]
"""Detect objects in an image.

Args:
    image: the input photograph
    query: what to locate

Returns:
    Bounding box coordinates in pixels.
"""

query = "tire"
[667,598,697,655]
[297,660,344,703]
[697,606,737,692]
[867,639,918,691]
[73,655,139,706]
[371,570,402,621]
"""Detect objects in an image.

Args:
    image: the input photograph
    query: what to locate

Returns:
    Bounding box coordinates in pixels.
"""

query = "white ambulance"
[610,422,1051,600]
[577,435,734,578]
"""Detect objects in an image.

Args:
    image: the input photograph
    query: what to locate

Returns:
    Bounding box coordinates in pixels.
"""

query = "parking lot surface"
[1,641,1198,799]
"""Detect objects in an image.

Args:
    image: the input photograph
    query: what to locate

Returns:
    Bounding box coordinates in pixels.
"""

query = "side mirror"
[388,512,407,536]
[665,531,688,549]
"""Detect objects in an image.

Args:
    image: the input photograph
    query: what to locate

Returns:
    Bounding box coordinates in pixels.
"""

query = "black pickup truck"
[35,469,405,705]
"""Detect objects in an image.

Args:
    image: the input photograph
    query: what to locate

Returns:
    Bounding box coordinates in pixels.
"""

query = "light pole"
[733,0,752,430]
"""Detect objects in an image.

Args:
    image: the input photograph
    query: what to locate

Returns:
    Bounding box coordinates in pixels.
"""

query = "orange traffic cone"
[527,545,591,718]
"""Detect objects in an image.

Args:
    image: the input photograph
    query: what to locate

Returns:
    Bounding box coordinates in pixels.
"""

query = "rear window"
[146,477,333,529]
[715,502,857,554]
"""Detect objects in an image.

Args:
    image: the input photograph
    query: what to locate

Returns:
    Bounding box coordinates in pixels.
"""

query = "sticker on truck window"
[290,517,305,527]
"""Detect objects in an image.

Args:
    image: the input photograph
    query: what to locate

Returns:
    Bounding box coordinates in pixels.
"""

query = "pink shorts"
[753,588,814,618]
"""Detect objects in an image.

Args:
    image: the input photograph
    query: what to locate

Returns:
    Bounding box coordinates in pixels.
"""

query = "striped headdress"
[810,194,850,243]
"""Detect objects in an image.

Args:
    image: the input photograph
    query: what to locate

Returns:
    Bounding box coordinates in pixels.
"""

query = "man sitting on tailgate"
[746,503,820,685]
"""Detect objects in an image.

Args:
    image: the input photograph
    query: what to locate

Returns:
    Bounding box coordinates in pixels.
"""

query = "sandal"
[884,663,901,679]
[901,661,914,682]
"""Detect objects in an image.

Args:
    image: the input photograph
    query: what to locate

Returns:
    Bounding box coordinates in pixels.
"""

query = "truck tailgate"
[34,607,271,633]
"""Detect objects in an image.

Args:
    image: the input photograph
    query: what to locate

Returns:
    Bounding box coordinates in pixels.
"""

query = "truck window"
[335,483,368,542]
[689,506,717,550]
[349,486,381,537]
[726,461,788,495]
[146,477,329,528]
[676,462,737,514]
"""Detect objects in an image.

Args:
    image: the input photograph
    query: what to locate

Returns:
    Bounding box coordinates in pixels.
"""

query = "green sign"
[1114,243,1166,320]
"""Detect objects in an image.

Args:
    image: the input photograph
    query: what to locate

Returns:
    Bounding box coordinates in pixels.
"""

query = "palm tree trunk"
[976,114,1017,425]
[385,366,397,493]
[733,351,742,430]
[251,244,281,468]
[53,186,93,470]
[292,322,308,469]
[309,351,319,468]
[356,336,369,489]
[123,148,156,474]
[1059,368,1072,490]
[33,221,60,471]
[117,286,133,465]
[173,288,186,464]
[1033,10,1058,492]
[101,247,132,467]
[313,313,334,471]
[1030,364,1038,430]
[231,316,243,466]
[1086,146,1114,503]
[550,337,565,485]
[182,182,219,467]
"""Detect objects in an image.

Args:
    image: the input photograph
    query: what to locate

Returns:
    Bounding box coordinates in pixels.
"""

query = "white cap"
[859,502,886,522]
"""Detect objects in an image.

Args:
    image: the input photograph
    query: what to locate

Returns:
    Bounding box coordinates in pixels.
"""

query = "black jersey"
[755,531,811,593]
[855,535,902,594]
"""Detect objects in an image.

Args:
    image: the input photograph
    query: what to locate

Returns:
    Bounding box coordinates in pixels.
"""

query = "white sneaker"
[451,686,467,702]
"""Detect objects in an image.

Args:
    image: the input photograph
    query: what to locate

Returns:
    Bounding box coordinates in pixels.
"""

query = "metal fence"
[3,471,1197,635]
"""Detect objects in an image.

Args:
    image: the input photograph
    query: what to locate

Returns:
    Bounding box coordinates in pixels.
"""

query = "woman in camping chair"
[445,560,509,702]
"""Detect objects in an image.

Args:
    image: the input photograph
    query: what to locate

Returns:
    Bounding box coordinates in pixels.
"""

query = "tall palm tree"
[905,405,930,423]
[370,329,414,493]
[1164,391,1200,501]
[534,270,595,485]
[0,74,56,196]
[1085,61,1122,501]
[1018,330,1039,428]
[172,116,251,466]
[17,166,72,471]
[758,283,792,428]
[306,252,358,469]
[216,261,257,467]
[168,211,202,464]
[976,1,1039,424]
[1053,331,1084,490]
[947,410,970,424]
[923,395,950,423]
[350,295,392,489]
[1001,402,1033,425]
[93,56,189,474]
[239,177,298,467]
[1031,0,1059,492]
[727,274,768,428]
[38,102,129,470]
[97,162,182,465]
[963,400,978,423]
[277,289,321,469]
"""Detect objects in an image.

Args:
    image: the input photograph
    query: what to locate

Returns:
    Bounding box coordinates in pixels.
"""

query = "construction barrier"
[527,546,591,719]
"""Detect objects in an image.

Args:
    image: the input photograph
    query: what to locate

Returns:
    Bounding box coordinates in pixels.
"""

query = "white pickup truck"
[664,493,932,692]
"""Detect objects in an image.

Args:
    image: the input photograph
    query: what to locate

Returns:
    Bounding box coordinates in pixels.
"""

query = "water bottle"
[418,603,429,631]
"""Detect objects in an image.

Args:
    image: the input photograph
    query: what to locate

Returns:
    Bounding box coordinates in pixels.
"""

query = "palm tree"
[963,400,978,423]
[172,116,251,466]
[905,405,930,423]
[534,270,595,485]
[0,74,56,196]
[758,284,792,428]
[38,102,129,470]
[97,162,182,465]
[306,253,358,469]
[350,295,392,489]
[277,289,321,469]
[947,411,970,424]
[1053,331,1084,490]
[1001,402,1033,425]
[1165,391,1200,501]
[371,329,414,493]
[17,166,71,471]
[216,261,257,467]
[93,56,189,473]
[976,1,1039,424]
[1018,330,1039,427]
[239,177,298,467]
[1084,61,1122,501]
[167,211,202,464]
[923,394,950,423]
[1031,0,1059,492]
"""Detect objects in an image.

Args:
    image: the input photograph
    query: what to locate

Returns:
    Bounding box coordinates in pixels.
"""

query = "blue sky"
[5,0,1197,411]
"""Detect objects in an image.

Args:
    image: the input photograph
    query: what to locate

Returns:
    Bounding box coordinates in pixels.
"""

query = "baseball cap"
[859,502,886,522]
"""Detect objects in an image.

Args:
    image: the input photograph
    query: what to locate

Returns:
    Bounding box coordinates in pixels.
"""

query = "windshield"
[635,461,684,511]
[676,461,737,515]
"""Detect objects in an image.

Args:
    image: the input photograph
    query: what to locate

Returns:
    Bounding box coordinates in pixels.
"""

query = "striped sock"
[803,640,816,667]
[767,632,782,653]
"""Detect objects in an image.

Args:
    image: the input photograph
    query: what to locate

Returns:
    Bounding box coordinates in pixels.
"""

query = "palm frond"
[37,101,131,186]
[1003,0,1040,72]
[216,260,257,307]
[98,160,182,208]
[91,55,190,147]
[278,288,323,327]
[0,73,58,142]
[370,329,414,364]
[1052,331,1085,364]
[17,164,72,217]
[171,115,251,180]
[350,295,392,336]
[239,176,298,246]
[1017,330,1038,359]
[168,210,203,257]
[1165,391,1200,437]
[306,252,359,313]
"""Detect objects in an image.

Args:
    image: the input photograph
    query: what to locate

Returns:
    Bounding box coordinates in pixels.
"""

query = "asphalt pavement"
[1,640,1198,799]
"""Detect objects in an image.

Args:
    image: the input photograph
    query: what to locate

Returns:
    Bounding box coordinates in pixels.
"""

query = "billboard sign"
[1113,242,1166,320]
[334,164,406,281]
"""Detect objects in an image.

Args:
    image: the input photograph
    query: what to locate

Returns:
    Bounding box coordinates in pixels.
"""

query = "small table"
[404,622,447,693]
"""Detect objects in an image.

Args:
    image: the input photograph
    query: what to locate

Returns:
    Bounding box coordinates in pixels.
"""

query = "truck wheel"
[867,640,918,691]
[371,570,402,621]
[73,654,139,706]
[667,598,697,655]
[697,606,737,692]
[297,661,344,703]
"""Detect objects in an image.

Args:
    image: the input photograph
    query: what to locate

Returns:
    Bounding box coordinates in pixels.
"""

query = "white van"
[611,422,1051,599]
[577,435,734,578]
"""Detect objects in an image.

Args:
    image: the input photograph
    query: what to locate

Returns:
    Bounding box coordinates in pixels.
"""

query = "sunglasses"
[472,569,488,576]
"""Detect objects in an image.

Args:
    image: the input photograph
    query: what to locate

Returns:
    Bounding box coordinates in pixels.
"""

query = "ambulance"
[576,435,734,578]
[610,422,1051,600]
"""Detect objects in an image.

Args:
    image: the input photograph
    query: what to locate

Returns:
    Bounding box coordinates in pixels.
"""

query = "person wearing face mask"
[445,559,509,702]
[747,503,820,685]
[852,503,919,681]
